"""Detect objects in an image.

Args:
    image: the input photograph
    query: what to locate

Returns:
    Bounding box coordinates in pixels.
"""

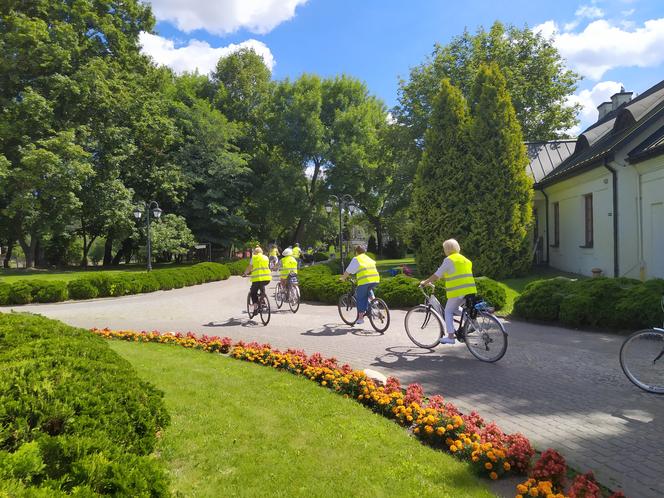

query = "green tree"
[396,21,580,145]
[411,79,472,276]
[465,64,533,277]
[149,214,195,262]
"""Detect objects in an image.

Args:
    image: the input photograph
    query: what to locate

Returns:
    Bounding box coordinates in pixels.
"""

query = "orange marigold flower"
[489,472,498,480]
[485,462,493,470]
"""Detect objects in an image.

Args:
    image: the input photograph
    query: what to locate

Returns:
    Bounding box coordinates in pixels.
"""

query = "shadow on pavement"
[203,317,264,328]
[301,323,382,337]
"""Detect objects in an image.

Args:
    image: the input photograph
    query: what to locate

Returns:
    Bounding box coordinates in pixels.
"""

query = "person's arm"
[340,258,359,281]
[420,258,453,286]
[243,262,253,277]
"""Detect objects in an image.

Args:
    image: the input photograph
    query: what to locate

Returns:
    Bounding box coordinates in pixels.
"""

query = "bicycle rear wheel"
[275,282,284,309]
[288,286,300,313]
[620,328,664,394]
[368,298,390,333]
[246,292,254,318]
[404,305,443,348]
[338,294,357,325]
[463,312,507,363]
[259,293,271,326]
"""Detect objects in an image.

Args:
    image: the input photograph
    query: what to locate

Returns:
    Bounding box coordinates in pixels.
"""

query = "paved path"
[4,277,663,498]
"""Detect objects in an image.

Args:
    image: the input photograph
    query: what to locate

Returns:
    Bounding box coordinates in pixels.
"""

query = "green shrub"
[475,277,507,311]
[152,271,175,290]
[33,281,68,303]
[559,278,628,328]
[68,279,99,300]
[614,278,664,329]
[9,282,33,305]
[375,275,422,307]
[513,277,574,321]
[312,252,328,262]
[84,274,114,297]
[0,313,170,496]
[0,282,11,305]
[225,259,249,276]
[134,273,161,293]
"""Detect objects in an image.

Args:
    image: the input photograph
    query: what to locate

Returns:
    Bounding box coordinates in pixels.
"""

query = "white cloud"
[139,32,275,75]
[145,0,308,35]
[575,5,604,19]
[534,18,664,79]
[567,80,623,132]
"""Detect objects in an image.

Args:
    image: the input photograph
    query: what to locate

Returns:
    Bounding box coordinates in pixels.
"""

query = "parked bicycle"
[275,271,300,313]
[619,296,664,394]
[338,277,390,333]
[245,284,271,326]
[404,284,508,363]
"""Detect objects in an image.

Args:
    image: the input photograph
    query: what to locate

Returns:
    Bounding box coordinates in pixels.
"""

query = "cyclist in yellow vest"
[268,244,280,270]
[278,247,298,287]
[242,247,272,313]
[420,238,477,344]
[340,245,380,325]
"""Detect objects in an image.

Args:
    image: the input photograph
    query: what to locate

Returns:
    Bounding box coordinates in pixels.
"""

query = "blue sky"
[141,0,664,134]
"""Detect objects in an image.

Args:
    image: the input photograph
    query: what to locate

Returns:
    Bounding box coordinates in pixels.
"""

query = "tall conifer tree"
[466,63,533,277]
[412,79,473,276]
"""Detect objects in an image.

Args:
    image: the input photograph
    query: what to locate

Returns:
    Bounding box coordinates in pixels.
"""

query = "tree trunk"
[80,235,95,267]
[3,242,13,269]
[112,238,133,265]
[293,157,322,243]
[103,237,114,266]
[18,236,37,268]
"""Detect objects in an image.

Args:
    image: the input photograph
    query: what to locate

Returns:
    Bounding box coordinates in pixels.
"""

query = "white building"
[527,80,664,279]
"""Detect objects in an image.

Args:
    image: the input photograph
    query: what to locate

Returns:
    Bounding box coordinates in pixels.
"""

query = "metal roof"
[525,140,576,183]
[628,124,664,164]
[537,78,664,187]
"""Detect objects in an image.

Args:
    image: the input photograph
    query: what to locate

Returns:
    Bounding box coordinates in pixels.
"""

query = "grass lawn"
[110,341,495,498]
[0,263,194,283]
[376,257,418,278]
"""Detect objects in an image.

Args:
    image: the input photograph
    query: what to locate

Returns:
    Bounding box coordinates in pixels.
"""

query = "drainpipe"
[603,158,619,277]
[537,187,550,264]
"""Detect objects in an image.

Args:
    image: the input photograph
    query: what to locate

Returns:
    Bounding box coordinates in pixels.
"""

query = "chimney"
[611,85,633,110]
[597,101,613,120]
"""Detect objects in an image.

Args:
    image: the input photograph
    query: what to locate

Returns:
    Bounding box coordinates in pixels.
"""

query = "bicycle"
[243,278,271,326]
[275,272,300,313]
[404,284,508,363]
[337,277,390,333]
[619,296,664,394]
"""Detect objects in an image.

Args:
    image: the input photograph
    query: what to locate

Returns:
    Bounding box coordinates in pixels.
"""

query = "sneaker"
[355,318,365,325]
[439,336,456,345]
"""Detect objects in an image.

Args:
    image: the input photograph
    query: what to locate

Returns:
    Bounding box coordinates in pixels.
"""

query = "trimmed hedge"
[0,313,170,496]
[0,263,231,306]
[513,277,664,330]
[224,259,250,276]
[298,265,506,310]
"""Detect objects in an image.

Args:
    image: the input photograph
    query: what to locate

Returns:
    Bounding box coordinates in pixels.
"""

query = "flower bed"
[92,327,629,497]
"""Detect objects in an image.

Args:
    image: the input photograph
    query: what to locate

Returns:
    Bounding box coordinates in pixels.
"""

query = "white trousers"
[444,296,464,336]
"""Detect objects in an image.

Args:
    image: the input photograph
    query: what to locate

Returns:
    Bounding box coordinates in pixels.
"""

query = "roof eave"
[628,143,664,165]
[535,151,614,189]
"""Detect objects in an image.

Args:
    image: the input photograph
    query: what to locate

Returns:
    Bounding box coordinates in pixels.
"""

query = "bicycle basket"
[429,294,444,317]
[288,272,299,285]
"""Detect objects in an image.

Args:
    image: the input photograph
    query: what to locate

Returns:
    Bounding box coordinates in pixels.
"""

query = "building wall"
[543,168,614,276]
[635,156,664,279]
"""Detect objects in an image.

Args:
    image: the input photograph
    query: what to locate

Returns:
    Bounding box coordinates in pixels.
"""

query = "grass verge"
[109,341,494,498]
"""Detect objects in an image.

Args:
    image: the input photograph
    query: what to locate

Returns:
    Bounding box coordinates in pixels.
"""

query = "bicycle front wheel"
[259,294,271,326]
[288,286,300,313]
[368,298,390,333]
[464,312,508,363]
[338,294,357,325]
[620,328,664,394]
[405,305,443,348]
[275,282,284,309]
[246,292,253,318]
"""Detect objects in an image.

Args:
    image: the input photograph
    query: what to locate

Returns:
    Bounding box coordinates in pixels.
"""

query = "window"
[583,193,593,247]
[551,202,560,247]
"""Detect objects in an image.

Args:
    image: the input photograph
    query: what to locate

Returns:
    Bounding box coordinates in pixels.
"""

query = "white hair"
[443,239,460,255]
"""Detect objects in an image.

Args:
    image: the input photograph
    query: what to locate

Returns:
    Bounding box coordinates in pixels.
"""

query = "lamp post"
[325,194,356,273]
[133,201,163,271]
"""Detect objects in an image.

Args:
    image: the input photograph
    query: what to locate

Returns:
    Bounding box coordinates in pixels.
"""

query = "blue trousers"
[356,282,378,313]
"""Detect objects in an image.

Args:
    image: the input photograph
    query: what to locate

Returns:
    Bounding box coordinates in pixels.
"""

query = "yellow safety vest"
[444,253,477,298]
[292,246,301,258]
[355,254,380,286]
[279,255,298,278]
[250,254,271,282]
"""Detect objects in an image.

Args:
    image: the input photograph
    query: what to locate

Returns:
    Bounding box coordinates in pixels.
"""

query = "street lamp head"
[325,202,333,214]
[348,201,356,215]
[152,207,163,219]
[133,208,142,220]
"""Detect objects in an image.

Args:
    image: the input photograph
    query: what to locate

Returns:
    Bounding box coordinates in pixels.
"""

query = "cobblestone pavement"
[5,277,663,498]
